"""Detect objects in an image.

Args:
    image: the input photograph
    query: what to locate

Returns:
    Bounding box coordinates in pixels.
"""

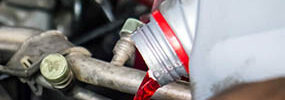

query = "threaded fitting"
[40,53,73,89]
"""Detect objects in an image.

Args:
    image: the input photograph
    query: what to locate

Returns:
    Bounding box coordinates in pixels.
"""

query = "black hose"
[72,19,124,45]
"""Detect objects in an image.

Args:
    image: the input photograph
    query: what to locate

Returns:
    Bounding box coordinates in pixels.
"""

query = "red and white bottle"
[132,0,198,89]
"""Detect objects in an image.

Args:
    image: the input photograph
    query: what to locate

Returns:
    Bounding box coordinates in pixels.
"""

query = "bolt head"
[120,18,143,36]
[40,53,68,82]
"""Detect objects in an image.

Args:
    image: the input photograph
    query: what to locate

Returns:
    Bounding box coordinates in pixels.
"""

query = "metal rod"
[35,75,111,100]
[66,54,191,100]
[0,26,41,44]
[72,86,111,100]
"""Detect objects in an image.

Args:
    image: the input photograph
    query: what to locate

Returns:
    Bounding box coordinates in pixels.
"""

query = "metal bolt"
[111,18,144,66]
[40,53,71,88]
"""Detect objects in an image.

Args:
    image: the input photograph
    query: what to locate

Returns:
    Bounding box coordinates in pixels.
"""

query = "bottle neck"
[131,10,188,86]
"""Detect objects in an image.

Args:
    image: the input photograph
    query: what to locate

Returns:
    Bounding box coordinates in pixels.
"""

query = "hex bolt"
[40,53,73,89]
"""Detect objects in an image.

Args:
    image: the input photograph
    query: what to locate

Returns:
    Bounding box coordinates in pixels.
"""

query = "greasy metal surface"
[2,30,73,77]
[0,26,41,63]
[111,18,143,66]
[111,36,135,66]
[7,31,73,70]
[0,26,41,44]
[72,86,111,100]
[67,54,191,100]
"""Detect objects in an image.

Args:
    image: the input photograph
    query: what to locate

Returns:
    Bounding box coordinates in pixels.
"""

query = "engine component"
[40,53,73,89]
[5,31,73,77]
[0,26,41,64]
[0,26,191,100]
[66,53,191,100]
[71,86,111,100]
[0,0,172,100]
[111,18,143,66]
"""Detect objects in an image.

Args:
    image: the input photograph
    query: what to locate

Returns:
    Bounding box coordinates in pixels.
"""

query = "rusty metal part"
[111,36,135,66]
[35,75,53,89]
[0,26,41,63]
[2,30,73,77]
[40,53,73,89]
[66,54,191,100]
[111,18,143,66]
[0,59,42,77]
[62,47,92,57]
[0,26,41,44]
[0,26,43,76]
[7,30,73,69]
[34,74,110,100]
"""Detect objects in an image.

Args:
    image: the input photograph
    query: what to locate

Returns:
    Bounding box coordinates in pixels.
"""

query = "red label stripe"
[152,10,189,73]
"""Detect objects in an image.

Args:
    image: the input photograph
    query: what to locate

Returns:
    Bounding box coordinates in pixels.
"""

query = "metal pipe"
[0,26,41,44]
[34,75,111,100]
[0,26,41,63]
[66,54,191,100]
[72,86,111,100]
[0,27,41,51]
